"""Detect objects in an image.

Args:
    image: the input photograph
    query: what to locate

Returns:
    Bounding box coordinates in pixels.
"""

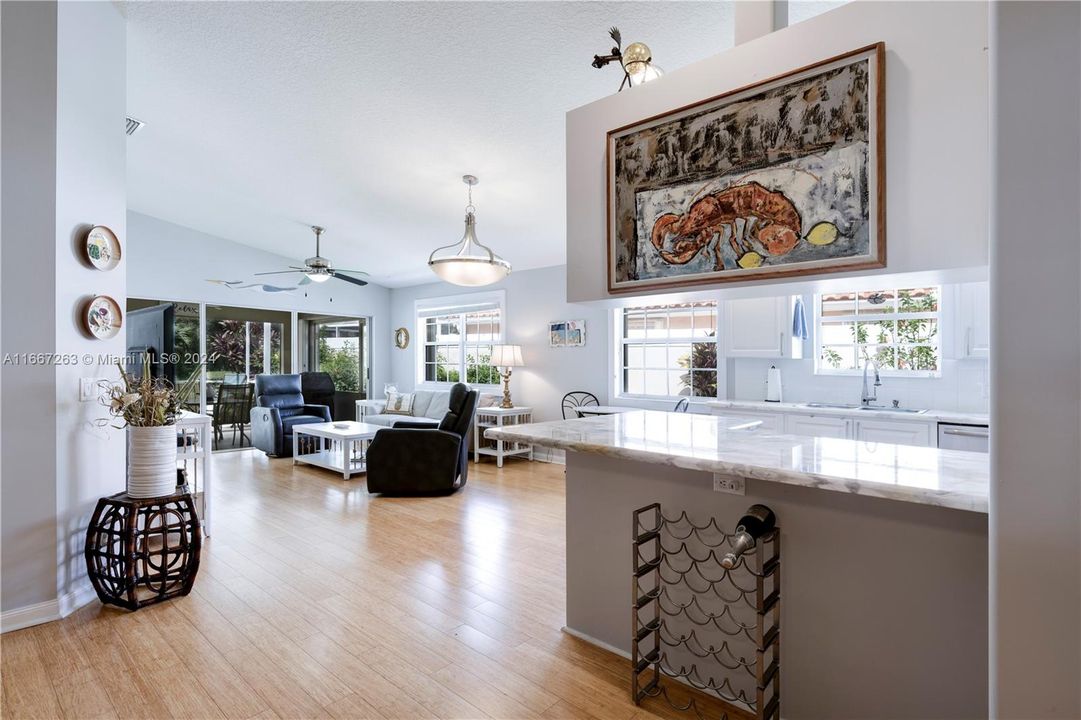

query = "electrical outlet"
[80,377,101,402]
[713,473,745,495]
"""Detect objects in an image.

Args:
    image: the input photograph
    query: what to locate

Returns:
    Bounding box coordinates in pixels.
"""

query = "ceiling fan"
[254,225,369,287]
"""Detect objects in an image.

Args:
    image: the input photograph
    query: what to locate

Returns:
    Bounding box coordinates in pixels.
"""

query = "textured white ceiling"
[126,1,734,287]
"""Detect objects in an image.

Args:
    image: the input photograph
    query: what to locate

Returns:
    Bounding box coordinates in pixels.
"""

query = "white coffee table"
[293,421,380,479]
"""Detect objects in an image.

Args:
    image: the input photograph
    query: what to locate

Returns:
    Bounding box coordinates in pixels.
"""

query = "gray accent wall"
[989,2,1081,716]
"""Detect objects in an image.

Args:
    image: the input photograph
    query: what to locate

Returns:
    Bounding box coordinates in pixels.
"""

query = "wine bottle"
[720,504,776,569]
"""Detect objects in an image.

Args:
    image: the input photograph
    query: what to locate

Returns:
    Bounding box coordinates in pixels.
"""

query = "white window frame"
[613,302,720,402]
[813,286,943,378]
[414,290,505,390]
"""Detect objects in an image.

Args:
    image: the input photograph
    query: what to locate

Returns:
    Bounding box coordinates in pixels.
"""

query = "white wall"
[731,356,988,412]
[1,0,62,618]
[989,2,1081,716]
[389,265,610,425]
[126,212,394,397]
[566,1,989,303]
[1,0,128,625]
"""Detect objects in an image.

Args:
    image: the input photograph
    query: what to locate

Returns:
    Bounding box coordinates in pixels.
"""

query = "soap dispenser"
[765,364,783,403]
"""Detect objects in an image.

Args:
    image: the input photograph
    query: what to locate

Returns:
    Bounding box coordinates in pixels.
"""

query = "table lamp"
[490,344,524,408]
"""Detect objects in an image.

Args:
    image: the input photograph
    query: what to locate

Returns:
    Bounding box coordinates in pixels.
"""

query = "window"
[816,287,941,375]
[421,308,501,385]
[619,302,718,398]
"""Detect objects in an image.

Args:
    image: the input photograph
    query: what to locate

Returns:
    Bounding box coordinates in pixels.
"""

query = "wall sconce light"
[591,27,664,92]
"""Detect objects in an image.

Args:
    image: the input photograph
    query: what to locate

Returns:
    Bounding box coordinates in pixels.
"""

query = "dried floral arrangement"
[99,355,201,428]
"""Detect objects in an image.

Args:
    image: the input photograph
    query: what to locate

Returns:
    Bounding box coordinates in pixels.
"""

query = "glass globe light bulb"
[621,42,652,75]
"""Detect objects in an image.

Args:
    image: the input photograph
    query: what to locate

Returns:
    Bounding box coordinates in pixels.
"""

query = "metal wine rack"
[632,503,780,720]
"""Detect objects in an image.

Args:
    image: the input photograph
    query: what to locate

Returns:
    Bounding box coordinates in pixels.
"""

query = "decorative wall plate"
[82,295,123,339]
[85,225,121,271]
[394,327,410,349]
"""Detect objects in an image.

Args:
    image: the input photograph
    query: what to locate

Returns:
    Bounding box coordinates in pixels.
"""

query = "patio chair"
[214,383,254,449]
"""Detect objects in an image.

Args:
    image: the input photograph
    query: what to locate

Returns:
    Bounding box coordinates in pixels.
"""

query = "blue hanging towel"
[792,296,809,340]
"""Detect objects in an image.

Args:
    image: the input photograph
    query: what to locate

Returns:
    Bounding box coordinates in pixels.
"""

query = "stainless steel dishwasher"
[937,423,989,452]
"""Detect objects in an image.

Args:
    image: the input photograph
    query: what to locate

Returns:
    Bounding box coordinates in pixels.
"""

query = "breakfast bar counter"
[486,411,989,719]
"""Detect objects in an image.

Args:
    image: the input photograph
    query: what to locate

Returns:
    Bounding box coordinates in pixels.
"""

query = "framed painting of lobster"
[606,43,885,293]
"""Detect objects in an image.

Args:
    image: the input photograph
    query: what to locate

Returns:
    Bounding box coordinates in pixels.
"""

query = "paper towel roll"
[766,365,783,403]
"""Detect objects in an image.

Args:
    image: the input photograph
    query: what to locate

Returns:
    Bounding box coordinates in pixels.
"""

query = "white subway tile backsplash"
[730,357,989,413]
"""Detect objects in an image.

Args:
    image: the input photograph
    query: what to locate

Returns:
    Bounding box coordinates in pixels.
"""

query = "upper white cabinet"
[854,417,933,447]
[724,297,790,358]
[957,282,990,359]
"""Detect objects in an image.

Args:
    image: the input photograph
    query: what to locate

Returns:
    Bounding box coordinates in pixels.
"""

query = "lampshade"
[428,175,512,287]
[490,344,524,368]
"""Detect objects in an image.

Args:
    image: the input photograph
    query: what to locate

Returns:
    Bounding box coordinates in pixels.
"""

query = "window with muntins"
[422,309,501,384]
[815,287,941,375]
[619,302,718,398]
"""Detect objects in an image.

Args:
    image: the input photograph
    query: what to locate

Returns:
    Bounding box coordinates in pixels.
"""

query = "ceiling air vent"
[125,116,146,136]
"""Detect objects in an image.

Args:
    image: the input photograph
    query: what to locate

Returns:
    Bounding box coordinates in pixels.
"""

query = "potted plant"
[100,356,201,498]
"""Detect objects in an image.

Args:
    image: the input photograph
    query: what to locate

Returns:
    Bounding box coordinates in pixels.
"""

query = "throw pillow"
[384,392,415,416]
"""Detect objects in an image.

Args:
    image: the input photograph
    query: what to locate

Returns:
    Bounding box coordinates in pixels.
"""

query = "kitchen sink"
[802,402,929,414]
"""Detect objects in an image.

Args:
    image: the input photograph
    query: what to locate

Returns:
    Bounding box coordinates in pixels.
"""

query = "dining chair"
[562,391,600,419]
[673,398,690,413]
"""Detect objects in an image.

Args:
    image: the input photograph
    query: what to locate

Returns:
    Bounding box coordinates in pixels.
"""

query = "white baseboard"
[561,625,631,659]
[2,582,97,634]
[1,599,60,634]
[58,581,97,617]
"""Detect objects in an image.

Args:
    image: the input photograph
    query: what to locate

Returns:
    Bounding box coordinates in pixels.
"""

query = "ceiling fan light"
[307,269,332,283]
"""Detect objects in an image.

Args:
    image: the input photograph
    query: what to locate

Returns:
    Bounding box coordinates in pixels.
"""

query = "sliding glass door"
[300,314,370,419]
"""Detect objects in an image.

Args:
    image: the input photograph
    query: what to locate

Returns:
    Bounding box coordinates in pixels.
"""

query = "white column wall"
[989,2,1081,716]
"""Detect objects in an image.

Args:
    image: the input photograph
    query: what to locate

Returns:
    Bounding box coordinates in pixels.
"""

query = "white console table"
[474,406,533,468]
[176,410,212,536]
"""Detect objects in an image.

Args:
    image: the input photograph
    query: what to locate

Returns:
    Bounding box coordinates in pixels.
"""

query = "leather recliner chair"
[250,374,331,457]
[365,383,478,495]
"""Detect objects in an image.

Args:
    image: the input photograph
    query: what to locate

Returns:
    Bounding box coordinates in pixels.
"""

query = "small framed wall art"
[81,295,123,340]
[549,320,586,348]
[85,225,122,271]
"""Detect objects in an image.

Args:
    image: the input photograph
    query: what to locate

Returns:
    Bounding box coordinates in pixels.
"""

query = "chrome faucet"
[861,358,882,407]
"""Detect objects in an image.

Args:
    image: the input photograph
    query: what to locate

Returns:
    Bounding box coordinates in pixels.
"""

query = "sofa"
[366,383,479,495]
[362,388,454,428]
[250,374,332,457]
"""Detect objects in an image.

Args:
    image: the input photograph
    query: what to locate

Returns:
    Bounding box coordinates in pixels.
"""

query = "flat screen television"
[126,303,176,386]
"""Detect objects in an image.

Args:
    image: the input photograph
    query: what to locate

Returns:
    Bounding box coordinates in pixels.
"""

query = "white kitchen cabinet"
[853,417,933,447]
[724,297,789,358]
[784,413,850,439]
[957,282,990,359]
[713,409,785,433]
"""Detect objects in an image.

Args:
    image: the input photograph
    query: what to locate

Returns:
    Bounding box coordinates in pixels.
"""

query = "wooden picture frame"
[606,43,886,293]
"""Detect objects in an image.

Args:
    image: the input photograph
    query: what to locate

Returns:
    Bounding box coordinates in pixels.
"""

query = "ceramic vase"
[127,425,177,498]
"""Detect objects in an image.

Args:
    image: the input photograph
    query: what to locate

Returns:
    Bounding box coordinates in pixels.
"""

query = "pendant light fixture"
[428,175,511,287]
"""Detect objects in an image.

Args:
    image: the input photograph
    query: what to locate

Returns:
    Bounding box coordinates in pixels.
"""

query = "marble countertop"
[485,411,989,513]
[705,399,990,425]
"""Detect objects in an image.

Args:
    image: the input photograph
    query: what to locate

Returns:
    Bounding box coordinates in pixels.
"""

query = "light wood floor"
[1,452,712,720]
